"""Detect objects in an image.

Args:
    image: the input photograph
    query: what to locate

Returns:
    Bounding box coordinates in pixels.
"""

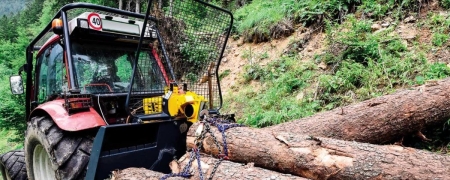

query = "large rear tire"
[24,116,93,180]
[0,150,27,180]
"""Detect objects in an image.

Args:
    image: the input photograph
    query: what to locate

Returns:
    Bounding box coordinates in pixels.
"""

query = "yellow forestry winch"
[143,83,206,123]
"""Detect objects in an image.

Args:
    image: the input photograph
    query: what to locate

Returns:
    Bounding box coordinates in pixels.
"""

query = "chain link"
[160,116,244,180]
[207,158,223,180]
[194,148,204,180]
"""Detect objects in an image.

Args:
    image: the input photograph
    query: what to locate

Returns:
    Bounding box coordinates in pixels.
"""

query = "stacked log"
[186,123,450,179]
[113,154,306,180]
[266,79,450,144]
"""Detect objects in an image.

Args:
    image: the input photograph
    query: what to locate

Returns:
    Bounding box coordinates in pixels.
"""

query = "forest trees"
[0,0,47,144]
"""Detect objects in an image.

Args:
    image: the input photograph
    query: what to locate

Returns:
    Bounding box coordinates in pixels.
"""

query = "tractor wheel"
[0,150,28,180]
[24,116,93,180]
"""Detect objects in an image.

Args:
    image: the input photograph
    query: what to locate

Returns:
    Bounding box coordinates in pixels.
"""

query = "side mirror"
[10,75,24,95]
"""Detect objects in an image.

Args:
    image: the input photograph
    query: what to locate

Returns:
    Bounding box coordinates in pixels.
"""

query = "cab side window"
[37,43,66,103]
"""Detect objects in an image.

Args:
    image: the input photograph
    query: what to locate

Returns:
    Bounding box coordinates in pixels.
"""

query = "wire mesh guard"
[128,0,232,115]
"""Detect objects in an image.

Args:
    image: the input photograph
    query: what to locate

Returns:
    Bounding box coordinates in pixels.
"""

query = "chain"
[203,122,223,155]
[160,116,244,180]
[160,145,197,180]
[207,117,245,157]
[194,148,204,180]
[207,158,223,180]
[160,122,207,180]
[201,120,224,180]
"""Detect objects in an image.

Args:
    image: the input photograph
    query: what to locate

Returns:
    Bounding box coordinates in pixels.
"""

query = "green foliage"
[440,0,450,9]
[0,130,23,154]
[234,0,287,41]
[242,63,264,82]
[219,69,231,80]
[359,0,420,20]
[424,63,450,80]
[315,15,439,109]
[180,35,217,82]
[432,33,449,46]
[0,64,27,144]
[328,15,381,64]
[224,56,321,127]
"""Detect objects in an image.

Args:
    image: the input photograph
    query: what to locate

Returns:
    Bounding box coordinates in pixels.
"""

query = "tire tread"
[0,150,28,180]
[25,116,93,180]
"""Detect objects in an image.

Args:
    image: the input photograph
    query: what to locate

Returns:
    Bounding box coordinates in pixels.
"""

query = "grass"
[219,69,231,80]
[223,56,322,127]
[0,129,23,154]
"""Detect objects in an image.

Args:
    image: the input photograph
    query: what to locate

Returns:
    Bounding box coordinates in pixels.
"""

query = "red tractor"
[0,1,233,179]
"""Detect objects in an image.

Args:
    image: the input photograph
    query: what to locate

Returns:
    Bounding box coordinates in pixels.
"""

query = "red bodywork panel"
[30,99,106,131]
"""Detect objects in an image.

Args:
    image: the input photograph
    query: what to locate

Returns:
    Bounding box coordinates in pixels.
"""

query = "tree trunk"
[169,0,173,16]
[266,78,450,144]
[135,0,140,13]
[126,0,131,11]
[113,155,306,180]
[119,0,123,10]
[187,123,450,180]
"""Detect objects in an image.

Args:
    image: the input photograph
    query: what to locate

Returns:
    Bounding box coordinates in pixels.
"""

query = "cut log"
[187,123,450,179]
[112,154,306,180]
[177,154,306,180]
[266,78,450,144]
[111,168,183,180]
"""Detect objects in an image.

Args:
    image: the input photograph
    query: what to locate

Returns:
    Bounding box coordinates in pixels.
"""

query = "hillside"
[221,1,450,124]
[0,0,31,16]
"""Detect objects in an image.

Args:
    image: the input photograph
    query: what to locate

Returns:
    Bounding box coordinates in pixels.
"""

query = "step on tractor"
[0,1,233,179]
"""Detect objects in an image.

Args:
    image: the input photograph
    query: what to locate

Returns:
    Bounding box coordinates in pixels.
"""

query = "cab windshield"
[72,42,165,94]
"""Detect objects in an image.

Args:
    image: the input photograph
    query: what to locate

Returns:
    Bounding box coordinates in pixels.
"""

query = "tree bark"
[169,0,173,16]
[266,78,450,144]
[118,0,123,10]
[187,123,450,180]
[112,168,184,180]
[112,155,306,180]
[135,0,140,13]
[126,0,131,11]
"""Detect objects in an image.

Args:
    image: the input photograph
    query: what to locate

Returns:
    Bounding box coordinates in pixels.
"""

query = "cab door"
[34,43,67,104]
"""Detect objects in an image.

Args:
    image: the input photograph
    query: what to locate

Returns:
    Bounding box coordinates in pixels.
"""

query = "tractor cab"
[6,1,233,180]
[31,12,169,126]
